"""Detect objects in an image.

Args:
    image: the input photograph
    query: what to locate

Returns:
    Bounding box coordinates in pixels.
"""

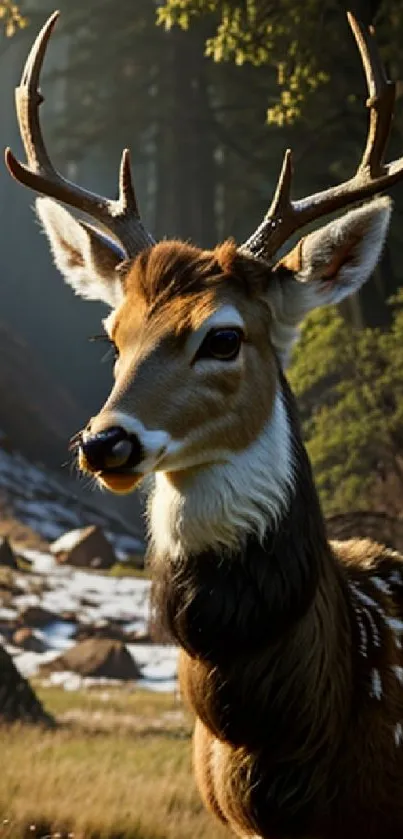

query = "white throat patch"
[148,390,295,558]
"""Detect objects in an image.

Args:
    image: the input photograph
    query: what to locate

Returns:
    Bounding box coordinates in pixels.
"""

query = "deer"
[6,10,403,839]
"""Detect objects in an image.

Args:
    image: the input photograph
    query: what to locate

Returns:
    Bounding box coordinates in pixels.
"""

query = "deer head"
[6,12,403,552]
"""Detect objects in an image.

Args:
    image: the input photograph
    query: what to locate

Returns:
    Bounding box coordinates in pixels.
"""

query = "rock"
[12,627,47,653]
[0,517,50,551]
[0,538,17,569]
[0,644,53,724]
[75,621,127,642]
[18,605,59,628]
[125,629,152,644]
[51,525,117,570]
[0,619,17,641]
[0,567,20,597]
[40,638,141,680]
[59,610,78,623]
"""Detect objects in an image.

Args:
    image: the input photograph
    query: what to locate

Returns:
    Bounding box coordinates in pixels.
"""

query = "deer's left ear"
[268,196,392,359]
[273,196,391,312]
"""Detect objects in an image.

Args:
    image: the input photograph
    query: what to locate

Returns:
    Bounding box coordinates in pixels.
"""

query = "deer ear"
[269,197,392,360]
[36,197,126,308]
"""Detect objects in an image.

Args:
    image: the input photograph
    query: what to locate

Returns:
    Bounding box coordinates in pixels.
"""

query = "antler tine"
[242,13,403,263]
[240,148,296,259]
[118,148,139,216]
[348,11,395,177]
[5,11,154,257]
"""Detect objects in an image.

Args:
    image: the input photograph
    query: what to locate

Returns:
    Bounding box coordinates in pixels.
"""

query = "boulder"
[0,644,53,724]
[0,538,17,569]
[0,567,20,598]
[125,629,152,644]
[12,627,48,653]
[50,525,117,570]
[40,638,141,680]
[75,621,126,642]
[18,605,59,628]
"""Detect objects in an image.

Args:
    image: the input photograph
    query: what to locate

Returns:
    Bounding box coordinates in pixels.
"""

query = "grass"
[33,683,176,719]
[108,561,148,579]
[0,685,229,839]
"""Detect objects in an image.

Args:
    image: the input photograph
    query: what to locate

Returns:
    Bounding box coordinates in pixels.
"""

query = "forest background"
[2,0,403,517]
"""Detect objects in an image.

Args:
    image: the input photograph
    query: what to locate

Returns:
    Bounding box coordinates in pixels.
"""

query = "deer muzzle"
[79,426,145,493]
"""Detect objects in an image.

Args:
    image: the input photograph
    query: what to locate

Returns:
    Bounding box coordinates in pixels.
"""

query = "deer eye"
[195,328,243,362]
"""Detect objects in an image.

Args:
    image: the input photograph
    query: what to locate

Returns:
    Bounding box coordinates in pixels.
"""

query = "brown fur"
[74,238,403,838]
[94,242,278,461]
[10,23,398,831]
[149,374,403,839]
[112,240,270,346]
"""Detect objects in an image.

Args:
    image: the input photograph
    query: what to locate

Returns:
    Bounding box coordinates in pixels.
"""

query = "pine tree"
[288,291,403,515]
[158,0,403,323]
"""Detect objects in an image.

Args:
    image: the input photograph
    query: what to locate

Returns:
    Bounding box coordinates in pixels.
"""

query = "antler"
[5,11,155,257]
[242,13,403,262]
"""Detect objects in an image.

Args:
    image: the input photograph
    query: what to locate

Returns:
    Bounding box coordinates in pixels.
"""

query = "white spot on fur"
[351,585,379,610]
[148,390,294,556]
[355,610,368,658]
[386,618,403,633]
[389,570,403,586]
[393,666,403,685]
[363,607,381,648]
[348,581,388,652]
[370,668,383,700]
[372,576,392,597]
[395,723,403,747]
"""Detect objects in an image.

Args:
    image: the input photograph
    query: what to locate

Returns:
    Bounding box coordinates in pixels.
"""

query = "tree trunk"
[169,26,217,246]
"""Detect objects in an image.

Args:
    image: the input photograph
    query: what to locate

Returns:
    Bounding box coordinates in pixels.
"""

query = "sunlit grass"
[108,561,149,579]
[0,685,228,839]
[34,683,177,720]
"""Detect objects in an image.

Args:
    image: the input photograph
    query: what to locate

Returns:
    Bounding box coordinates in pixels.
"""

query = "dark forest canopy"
[158,1,402,124]
[11,3,403,258]
[40,1,403,319]
[6,0,403,330]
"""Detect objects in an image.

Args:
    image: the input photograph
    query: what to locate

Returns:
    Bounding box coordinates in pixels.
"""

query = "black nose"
[80,426,144,473]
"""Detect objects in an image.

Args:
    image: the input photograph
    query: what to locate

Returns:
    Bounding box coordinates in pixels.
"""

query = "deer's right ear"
[36,197,126,308]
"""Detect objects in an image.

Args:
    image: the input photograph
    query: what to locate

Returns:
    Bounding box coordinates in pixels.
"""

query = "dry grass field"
[0,685,229,839]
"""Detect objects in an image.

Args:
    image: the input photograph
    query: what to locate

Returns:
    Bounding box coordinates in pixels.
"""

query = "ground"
[0,685,229,839]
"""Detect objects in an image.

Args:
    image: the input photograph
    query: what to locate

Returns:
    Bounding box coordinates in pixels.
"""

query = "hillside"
[0,321,82,467]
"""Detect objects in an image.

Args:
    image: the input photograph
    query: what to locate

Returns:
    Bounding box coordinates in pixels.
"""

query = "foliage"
[288,291,403,515]
[108,560,148,579]
[48,0,293,248]
[158,0,335,124]
[158,1,403,125]
[0,2,26,37]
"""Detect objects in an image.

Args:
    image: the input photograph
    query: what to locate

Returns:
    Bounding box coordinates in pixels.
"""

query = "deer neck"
[148,371,342,646]
[149,388,294,559]
[148,372,351,755]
